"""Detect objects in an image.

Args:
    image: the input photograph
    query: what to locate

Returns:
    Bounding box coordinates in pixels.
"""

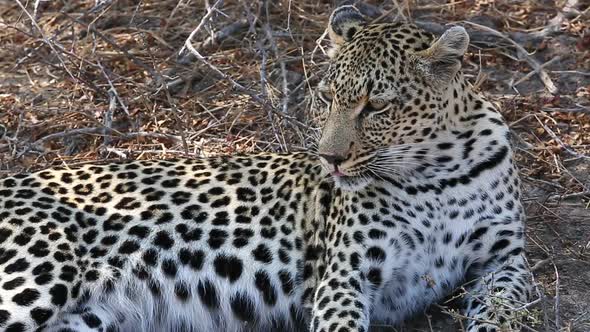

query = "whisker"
[372,161,423,167]
[369,168,413,176]
[376,152,440,159]
[370,164,415,173]
[370,163,416,170]
[379,156,423,161]
[367,168,392,181]
[367,165,407,176]
[373,157,426,163]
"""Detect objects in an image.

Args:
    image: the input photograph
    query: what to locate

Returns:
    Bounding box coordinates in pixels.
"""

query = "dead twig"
[263,23,289,115]
[262,0,289,151]
[531,258,551,272]
[199,19,250,49]
[98,63,129,115]
[554,263,561,331]
[462,21,559,95]
[534,115,590,160]
[103,89,116,149]
[550,70,590,76]
[542,107,590,114]
[182,0,265,105]
[33,128,182,148]
[548,191,590,201]
[530,0,579,39]
[14,0,78,84]
[60,12,160,83]
[463,21,558,94]
[254,20,284,152]
[512,56,561,90]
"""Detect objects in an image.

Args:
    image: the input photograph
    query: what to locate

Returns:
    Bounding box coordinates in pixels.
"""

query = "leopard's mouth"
[319,158,375,191]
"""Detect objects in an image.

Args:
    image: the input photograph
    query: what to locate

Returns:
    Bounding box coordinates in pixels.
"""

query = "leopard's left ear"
[327,5,366,57]
[412,26,469,88]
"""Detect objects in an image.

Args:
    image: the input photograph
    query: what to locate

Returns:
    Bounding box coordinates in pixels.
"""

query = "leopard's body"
[0,6,531,332]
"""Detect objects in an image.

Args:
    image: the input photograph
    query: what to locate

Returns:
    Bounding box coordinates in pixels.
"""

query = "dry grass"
[0,0,589,331]
[0,0,330,173]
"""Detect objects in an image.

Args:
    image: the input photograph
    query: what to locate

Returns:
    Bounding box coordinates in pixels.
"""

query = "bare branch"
[60,12,160,83]
[182,0,265,105]
[33,128,182,148]
[534,115,590,160]
[14,0,77,83]
[462,21,559,95]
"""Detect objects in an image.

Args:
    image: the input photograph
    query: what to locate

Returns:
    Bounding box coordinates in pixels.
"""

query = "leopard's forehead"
[327,24,433,102]
[338,24,432,57]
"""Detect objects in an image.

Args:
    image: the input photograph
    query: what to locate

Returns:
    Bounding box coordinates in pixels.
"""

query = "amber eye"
[361,100,389,115]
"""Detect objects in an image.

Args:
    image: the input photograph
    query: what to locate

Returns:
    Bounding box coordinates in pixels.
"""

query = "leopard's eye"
[361,100,389,115]
[318,90,333,104]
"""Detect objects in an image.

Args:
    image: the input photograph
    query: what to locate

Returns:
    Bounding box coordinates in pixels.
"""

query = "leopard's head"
[314,6,470,191]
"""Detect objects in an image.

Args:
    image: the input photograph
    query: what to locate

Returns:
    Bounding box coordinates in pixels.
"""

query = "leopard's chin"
[333,175,373,192]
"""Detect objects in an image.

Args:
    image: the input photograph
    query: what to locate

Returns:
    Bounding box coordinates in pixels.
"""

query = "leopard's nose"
[319,153,347,166]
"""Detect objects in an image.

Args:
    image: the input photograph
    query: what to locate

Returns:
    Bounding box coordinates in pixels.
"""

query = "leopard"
[0,5,532,332]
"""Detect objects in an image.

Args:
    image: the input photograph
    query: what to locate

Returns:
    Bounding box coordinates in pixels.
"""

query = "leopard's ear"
[327,5,366,57]
[412,26,469,88]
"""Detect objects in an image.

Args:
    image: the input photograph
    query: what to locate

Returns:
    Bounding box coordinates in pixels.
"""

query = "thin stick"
[551,70,590,76]
[534,115,590,160]
[311,28,329,64]
[257,37,268,99]
[98,63,129,115]
[198,20,249,49]
[263,22,289,114]
[33,128,182,147]
[103,89,116,149]
[548,191,590,200]
[182,0,265,105]
[554,263,561,330]
[178,0,223,55]
[463,21,559,94]
[527,259,551,331]
[142,36,190,156]
[14,0,77,83]
[512,56,561,89]
[255,28,282,152]
[60,12,160,83]
[263,0,289,151]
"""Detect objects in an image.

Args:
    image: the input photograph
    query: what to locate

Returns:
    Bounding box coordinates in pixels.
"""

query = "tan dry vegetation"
[0,0,589,331]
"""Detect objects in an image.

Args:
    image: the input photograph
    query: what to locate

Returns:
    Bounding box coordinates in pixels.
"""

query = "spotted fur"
[0,6,530,332]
